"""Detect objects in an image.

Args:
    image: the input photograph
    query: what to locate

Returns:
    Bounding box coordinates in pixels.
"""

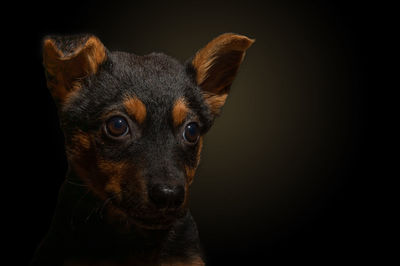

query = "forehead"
[106,52,200,125]
[107,51,189,105]
[62,51,205,128]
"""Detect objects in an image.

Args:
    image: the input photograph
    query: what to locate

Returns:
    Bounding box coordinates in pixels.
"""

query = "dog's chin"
[127,215,178,230]
[127,208,188,230]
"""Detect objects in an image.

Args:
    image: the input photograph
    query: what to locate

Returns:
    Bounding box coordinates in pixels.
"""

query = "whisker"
[85,205,101,223]
[99,193,119,220]
[66,180,89,187]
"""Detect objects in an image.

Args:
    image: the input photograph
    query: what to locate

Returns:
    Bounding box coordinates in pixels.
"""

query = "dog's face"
[43,33,253,229]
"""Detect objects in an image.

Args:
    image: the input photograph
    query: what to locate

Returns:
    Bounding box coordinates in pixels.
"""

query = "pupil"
[185,123,199,143]
[188,124,196,136]
[107,116,128,137]
[113,118,123,128]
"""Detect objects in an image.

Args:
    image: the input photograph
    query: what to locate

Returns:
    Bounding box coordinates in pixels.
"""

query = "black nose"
[149,184,185,209]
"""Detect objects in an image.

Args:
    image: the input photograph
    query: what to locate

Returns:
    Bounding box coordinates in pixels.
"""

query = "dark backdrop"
[5,0,383,264]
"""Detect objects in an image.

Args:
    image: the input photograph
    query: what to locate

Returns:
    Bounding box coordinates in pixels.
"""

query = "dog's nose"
[149,184,185,209]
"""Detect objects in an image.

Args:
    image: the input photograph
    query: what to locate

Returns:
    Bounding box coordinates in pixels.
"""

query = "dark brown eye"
[183,122,200,144]
[106,116,129,137]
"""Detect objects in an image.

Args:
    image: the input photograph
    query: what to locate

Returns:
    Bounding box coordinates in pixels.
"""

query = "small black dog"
[31,33,253,265]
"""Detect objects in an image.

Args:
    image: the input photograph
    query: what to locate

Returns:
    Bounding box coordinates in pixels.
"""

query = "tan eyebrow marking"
[172,97,189,127]
[123,97,147,124]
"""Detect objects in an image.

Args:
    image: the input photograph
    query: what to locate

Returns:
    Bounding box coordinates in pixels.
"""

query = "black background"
[4,0,387,265]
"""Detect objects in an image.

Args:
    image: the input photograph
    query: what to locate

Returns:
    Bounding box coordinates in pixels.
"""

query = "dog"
[31,32,254,265]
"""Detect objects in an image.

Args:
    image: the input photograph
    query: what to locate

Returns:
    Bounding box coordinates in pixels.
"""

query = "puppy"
[31,33,254,265]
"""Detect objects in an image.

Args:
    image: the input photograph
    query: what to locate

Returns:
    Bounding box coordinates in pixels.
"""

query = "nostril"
[149,184,185,209]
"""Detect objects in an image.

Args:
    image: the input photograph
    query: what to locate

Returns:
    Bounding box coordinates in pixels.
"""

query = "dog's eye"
[183,122,200,144]
[106,116,129,137]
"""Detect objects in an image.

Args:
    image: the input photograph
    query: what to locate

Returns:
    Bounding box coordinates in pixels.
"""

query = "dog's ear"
[190,33,254,115]
[42,34,107,105]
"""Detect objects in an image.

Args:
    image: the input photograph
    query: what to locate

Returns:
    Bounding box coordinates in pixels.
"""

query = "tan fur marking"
[185,137,203,185]
[197,137,203,162]
[77,36,107,75]
[185,165,196,184]
[43,36,106,103]
[98,158,127,196]
[43,39,69,101]
[172,98,189,127]
[124,97,147,124]
[191,33,254,114]
[73,131,91,150]
[192,33,255,87]
[203,93,228,115]
[66,130,91,160]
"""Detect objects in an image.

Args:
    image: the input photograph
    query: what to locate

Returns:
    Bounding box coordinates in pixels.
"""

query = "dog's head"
[43,33,254,229]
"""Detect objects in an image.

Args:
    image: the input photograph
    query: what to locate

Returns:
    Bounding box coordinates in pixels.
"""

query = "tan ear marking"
[42,35,107,104]
[123,97,147,124]
[192,33,255,88]
[202,93,228,116]
[191,33,254,115]
[73,36,107,75]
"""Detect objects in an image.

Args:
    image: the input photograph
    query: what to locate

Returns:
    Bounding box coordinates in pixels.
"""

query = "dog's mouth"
[126,208,188,230]
[107,199,187,230]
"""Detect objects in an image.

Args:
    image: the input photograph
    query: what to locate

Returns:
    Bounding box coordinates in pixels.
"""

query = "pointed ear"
[42,34,107,105]
[191,33,254,115]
